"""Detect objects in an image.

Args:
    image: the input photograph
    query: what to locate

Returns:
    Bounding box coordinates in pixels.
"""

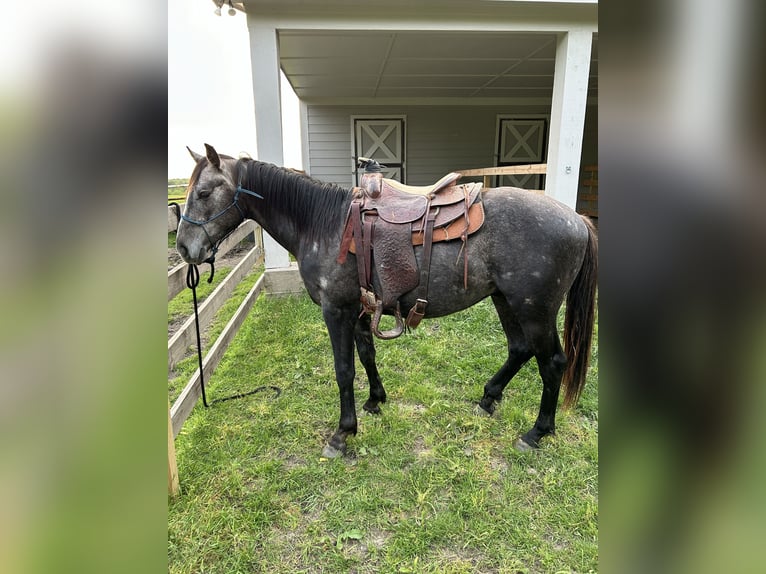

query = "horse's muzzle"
[176,240,209,265]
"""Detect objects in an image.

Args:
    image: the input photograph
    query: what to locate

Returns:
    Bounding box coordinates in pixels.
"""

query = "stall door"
[353,117,405,184]
[496,117,547,189]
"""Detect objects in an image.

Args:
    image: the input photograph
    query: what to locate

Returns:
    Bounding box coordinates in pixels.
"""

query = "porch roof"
[237,0,597,104]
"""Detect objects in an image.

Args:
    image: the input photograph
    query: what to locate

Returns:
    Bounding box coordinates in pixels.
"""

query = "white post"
[247,19,291,270]
[299,99,311,175]
[545,30,593,209]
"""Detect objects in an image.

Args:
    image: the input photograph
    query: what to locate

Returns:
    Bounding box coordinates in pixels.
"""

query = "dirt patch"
[366,527,391,550]
[282,455,306,471]
[412,435,434,461]
[488,450,510,474]
[168,249,182,270]
[433,547,496,574]
[398,402,427,415]
[339,527,392,565]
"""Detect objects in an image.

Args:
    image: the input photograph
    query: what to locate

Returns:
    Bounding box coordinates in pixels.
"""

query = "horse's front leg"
[321,302,358,458]
[355,313,387,414]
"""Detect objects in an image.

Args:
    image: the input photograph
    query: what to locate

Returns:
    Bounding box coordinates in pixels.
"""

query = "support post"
[545,30,593,209]
[247,18,290,271]
[168,399,180,496]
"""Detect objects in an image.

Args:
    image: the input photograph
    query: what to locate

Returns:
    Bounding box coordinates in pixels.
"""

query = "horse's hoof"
[514,437,536,452]
[363,402,381,415]
[474,403,493,417]
[322,443,345,459]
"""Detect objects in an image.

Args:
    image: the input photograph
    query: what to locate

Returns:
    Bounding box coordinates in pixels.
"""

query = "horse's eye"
[198,189,212,199]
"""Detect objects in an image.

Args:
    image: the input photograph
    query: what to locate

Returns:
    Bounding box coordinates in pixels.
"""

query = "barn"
[229,0,597,289]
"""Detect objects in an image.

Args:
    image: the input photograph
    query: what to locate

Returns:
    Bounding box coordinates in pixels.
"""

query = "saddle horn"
[357,157,386,172]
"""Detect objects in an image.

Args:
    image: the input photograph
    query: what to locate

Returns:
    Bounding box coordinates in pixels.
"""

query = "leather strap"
[337,204,355,264]
[406,207,437,330]
[362,215,374,287]
[350,201,368,289]
[462,185,471,289]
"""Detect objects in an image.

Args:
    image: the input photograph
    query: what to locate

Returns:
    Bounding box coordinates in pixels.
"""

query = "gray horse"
[177,144,597,458]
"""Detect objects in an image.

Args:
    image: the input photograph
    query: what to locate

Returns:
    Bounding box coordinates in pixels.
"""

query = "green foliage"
[168,294,598,573]
[168,179,188,202]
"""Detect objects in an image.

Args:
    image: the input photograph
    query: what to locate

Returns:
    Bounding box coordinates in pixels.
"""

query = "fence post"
[168,399,180,496]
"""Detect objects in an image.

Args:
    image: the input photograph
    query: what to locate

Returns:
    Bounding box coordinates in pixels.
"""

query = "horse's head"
[176,144,242,264]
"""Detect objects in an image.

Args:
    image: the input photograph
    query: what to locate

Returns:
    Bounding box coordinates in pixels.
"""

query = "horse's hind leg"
[516,321,568,450]
[478,294,533,415]
[354,314,387,414]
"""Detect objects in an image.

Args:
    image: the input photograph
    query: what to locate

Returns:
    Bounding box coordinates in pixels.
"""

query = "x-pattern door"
[497,118,547,189]
[354,118,405,183]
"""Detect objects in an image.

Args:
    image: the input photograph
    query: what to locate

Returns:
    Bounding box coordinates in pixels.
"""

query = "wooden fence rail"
[168,241,263,371]
[167,209,264,495]
[457,163,547,190]
[171,274,265,438]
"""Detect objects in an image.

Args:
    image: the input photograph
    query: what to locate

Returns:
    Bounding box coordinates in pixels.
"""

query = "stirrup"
[371,301,405,340]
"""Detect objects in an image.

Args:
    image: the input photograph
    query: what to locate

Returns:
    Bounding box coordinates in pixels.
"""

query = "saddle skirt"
[337,172,486,339]
[344,188,485,253]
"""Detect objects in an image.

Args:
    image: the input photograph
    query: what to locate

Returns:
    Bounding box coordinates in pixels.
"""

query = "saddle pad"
[382,172,462,196]
[346,202,485,254]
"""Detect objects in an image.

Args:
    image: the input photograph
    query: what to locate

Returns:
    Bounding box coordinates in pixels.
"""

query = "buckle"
[406,298,428,330]
[360,288,378,315]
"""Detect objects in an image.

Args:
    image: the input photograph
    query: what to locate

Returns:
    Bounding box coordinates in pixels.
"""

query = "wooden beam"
[171,273,265,437]
[168,399,180,496]
[168,202,184,233]
[168,220,258,302]
[167,262,187,303]
[168,243,263,371]
[457,163,547,177]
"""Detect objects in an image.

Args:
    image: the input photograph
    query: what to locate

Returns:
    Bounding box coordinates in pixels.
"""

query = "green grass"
[168,294,598,573]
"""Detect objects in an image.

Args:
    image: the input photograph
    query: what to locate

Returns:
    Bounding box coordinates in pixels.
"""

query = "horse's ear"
[187,146,204,163]
[204,143,221,170]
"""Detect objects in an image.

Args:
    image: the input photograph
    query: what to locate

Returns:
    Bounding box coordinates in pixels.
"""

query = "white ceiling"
[278,30,598,101]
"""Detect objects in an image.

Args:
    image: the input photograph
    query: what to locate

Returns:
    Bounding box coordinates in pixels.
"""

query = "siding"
[306,104,554,187]
[305,107,353,182]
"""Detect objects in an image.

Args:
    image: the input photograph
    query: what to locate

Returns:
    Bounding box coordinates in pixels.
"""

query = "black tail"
[562,216,598,408]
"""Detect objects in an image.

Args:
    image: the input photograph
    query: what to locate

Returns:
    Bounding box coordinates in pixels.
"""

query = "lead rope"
[186,263,209,408]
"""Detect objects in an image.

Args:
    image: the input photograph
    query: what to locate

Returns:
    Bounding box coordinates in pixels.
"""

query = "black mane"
[237,158,351,245]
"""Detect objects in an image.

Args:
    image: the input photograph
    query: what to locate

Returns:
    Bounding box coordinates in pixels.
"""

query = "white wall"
[306,104,555,187]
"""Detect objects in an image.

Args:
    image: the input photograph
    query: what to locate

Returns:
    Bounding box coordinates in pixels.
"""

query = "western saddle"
[337,158,485,339]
